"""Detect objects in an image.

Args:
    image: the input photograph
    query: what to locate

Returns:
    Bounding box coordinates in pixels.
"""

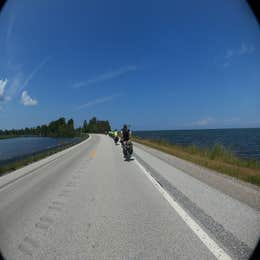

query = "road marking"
[135,159,232,260]
[18,236,38,256]
[61,189,72,193]
[65,183,76,187]
[58,193,69,197]
[52,201,65,206]
[48,205,63,211]
[24,236,38,248]
[90,150,96,158]
[35,222,49,230]
[18,243,33,256]
[40,216,54,224]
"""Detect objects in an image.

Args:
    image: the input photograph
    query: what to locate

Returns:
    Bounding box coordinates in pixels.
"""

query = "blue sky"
[0,0,259,130]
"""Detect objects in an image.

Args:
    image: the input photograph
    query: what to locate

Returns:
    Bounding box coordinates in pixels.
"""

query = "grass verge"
[0,135,89,177]
[133,136,260,186]
[0,135,19,139]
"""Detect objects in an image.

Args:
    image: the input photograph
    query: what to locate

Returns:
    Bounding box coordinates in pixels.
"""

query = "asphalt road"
[0,134,259,259]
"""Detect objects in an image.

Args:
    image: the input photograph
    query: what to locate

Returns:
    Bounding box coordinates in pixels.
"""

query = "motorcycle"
[114,136,119,144]
[122,140,133,160]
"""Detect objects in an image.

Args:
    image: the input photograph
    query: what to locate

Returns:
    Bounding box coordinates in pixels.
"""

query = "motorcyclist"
[114,129,119,144]
[121,124,133,158]
[121,124,131,142]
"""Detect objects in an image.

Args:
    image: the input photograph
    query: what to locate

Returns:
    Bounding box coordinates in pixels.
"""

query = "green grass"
[0,135,89,176]
[133,136,260,186]
[0,135,20,140]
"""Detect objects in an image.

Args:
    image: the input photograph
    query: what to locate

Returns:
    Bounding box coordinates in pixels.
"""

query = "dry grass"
[133,137,260,186]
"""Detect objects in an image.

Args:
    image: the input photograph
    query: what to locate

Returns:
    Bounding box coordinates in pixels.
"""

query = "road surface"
[0,134,259,259]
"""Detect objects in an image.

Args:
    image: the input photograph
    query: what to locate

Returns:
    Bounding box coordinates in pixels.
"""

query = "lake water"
[134,128,260,161]
[0,136,81,165]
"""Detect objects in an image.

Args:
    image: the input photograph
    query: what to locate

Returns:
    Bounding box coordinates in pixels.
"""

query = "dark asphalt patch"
[134,153,252,260]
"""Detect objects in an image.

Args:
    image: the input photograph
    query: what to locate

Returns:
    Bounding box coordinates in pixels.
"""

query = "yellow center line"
[90,150,96,158]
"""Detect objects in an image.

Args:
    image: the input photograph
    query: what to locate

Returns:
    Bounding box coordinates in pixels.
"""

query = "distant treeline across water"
[134,128,260,161]
[0,116,111,166]
[0,116,111,138]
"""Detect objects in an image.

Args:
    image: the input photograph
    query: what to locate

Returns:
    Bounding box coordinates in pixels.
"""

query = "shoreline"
[133,137,260,186]
[0,135,89,177]
[0,135,20,140]
[133,128,260,162]
[0,135,81,140]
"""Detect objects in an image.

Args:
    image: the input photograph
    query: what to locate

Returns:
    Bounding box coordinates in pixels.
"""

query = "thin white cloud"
[7,73,22,99]
[247,119,260,125]
[73,66,136,88]
[192,117,214,126]
[223,62,230,68]
[238,43,254,55]
[20,56,51,92]
[0,79,11,102]
[225,49,234,59]
[223,117,240,123]
[73,81,86,88]
[21,91,38,106]
[0,57,49,110]
[4,96,11,101]
[0,79,8,97]
[6,15,15,46]
[223,43,254,67]
[75,94,121,111]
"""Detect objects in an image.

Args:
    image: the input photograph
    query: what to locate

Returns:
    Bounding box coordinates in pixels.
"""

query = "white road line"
[135,159,232,260]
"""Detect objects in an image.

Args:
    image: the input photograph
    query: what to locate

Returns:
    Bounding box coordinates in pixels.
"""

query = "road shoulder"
[133,142,260,211]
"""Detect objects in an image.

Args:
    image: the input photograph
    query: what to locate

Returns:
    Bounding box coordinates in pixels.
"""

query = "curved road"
[0,134,259,259]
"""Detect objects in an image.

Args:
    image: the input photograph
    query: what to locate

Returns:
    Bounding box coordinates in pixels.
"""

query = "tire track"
[17,156,91,257]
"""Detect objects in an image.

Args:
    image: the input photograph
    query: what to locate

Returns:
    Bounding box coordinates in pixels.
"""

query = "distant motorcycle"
[122,140,133,160]
[114,136,119,144]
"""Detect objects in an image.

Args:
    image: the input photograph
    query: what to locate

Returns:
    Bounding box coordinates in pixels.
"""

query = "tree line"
[81,117,111,134]
[0,117,111,138]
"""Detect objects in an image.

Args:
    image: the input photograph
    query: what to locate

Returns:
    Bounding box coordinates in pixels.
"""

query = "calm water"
[0,136,81,165]
[134,128,260,160]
